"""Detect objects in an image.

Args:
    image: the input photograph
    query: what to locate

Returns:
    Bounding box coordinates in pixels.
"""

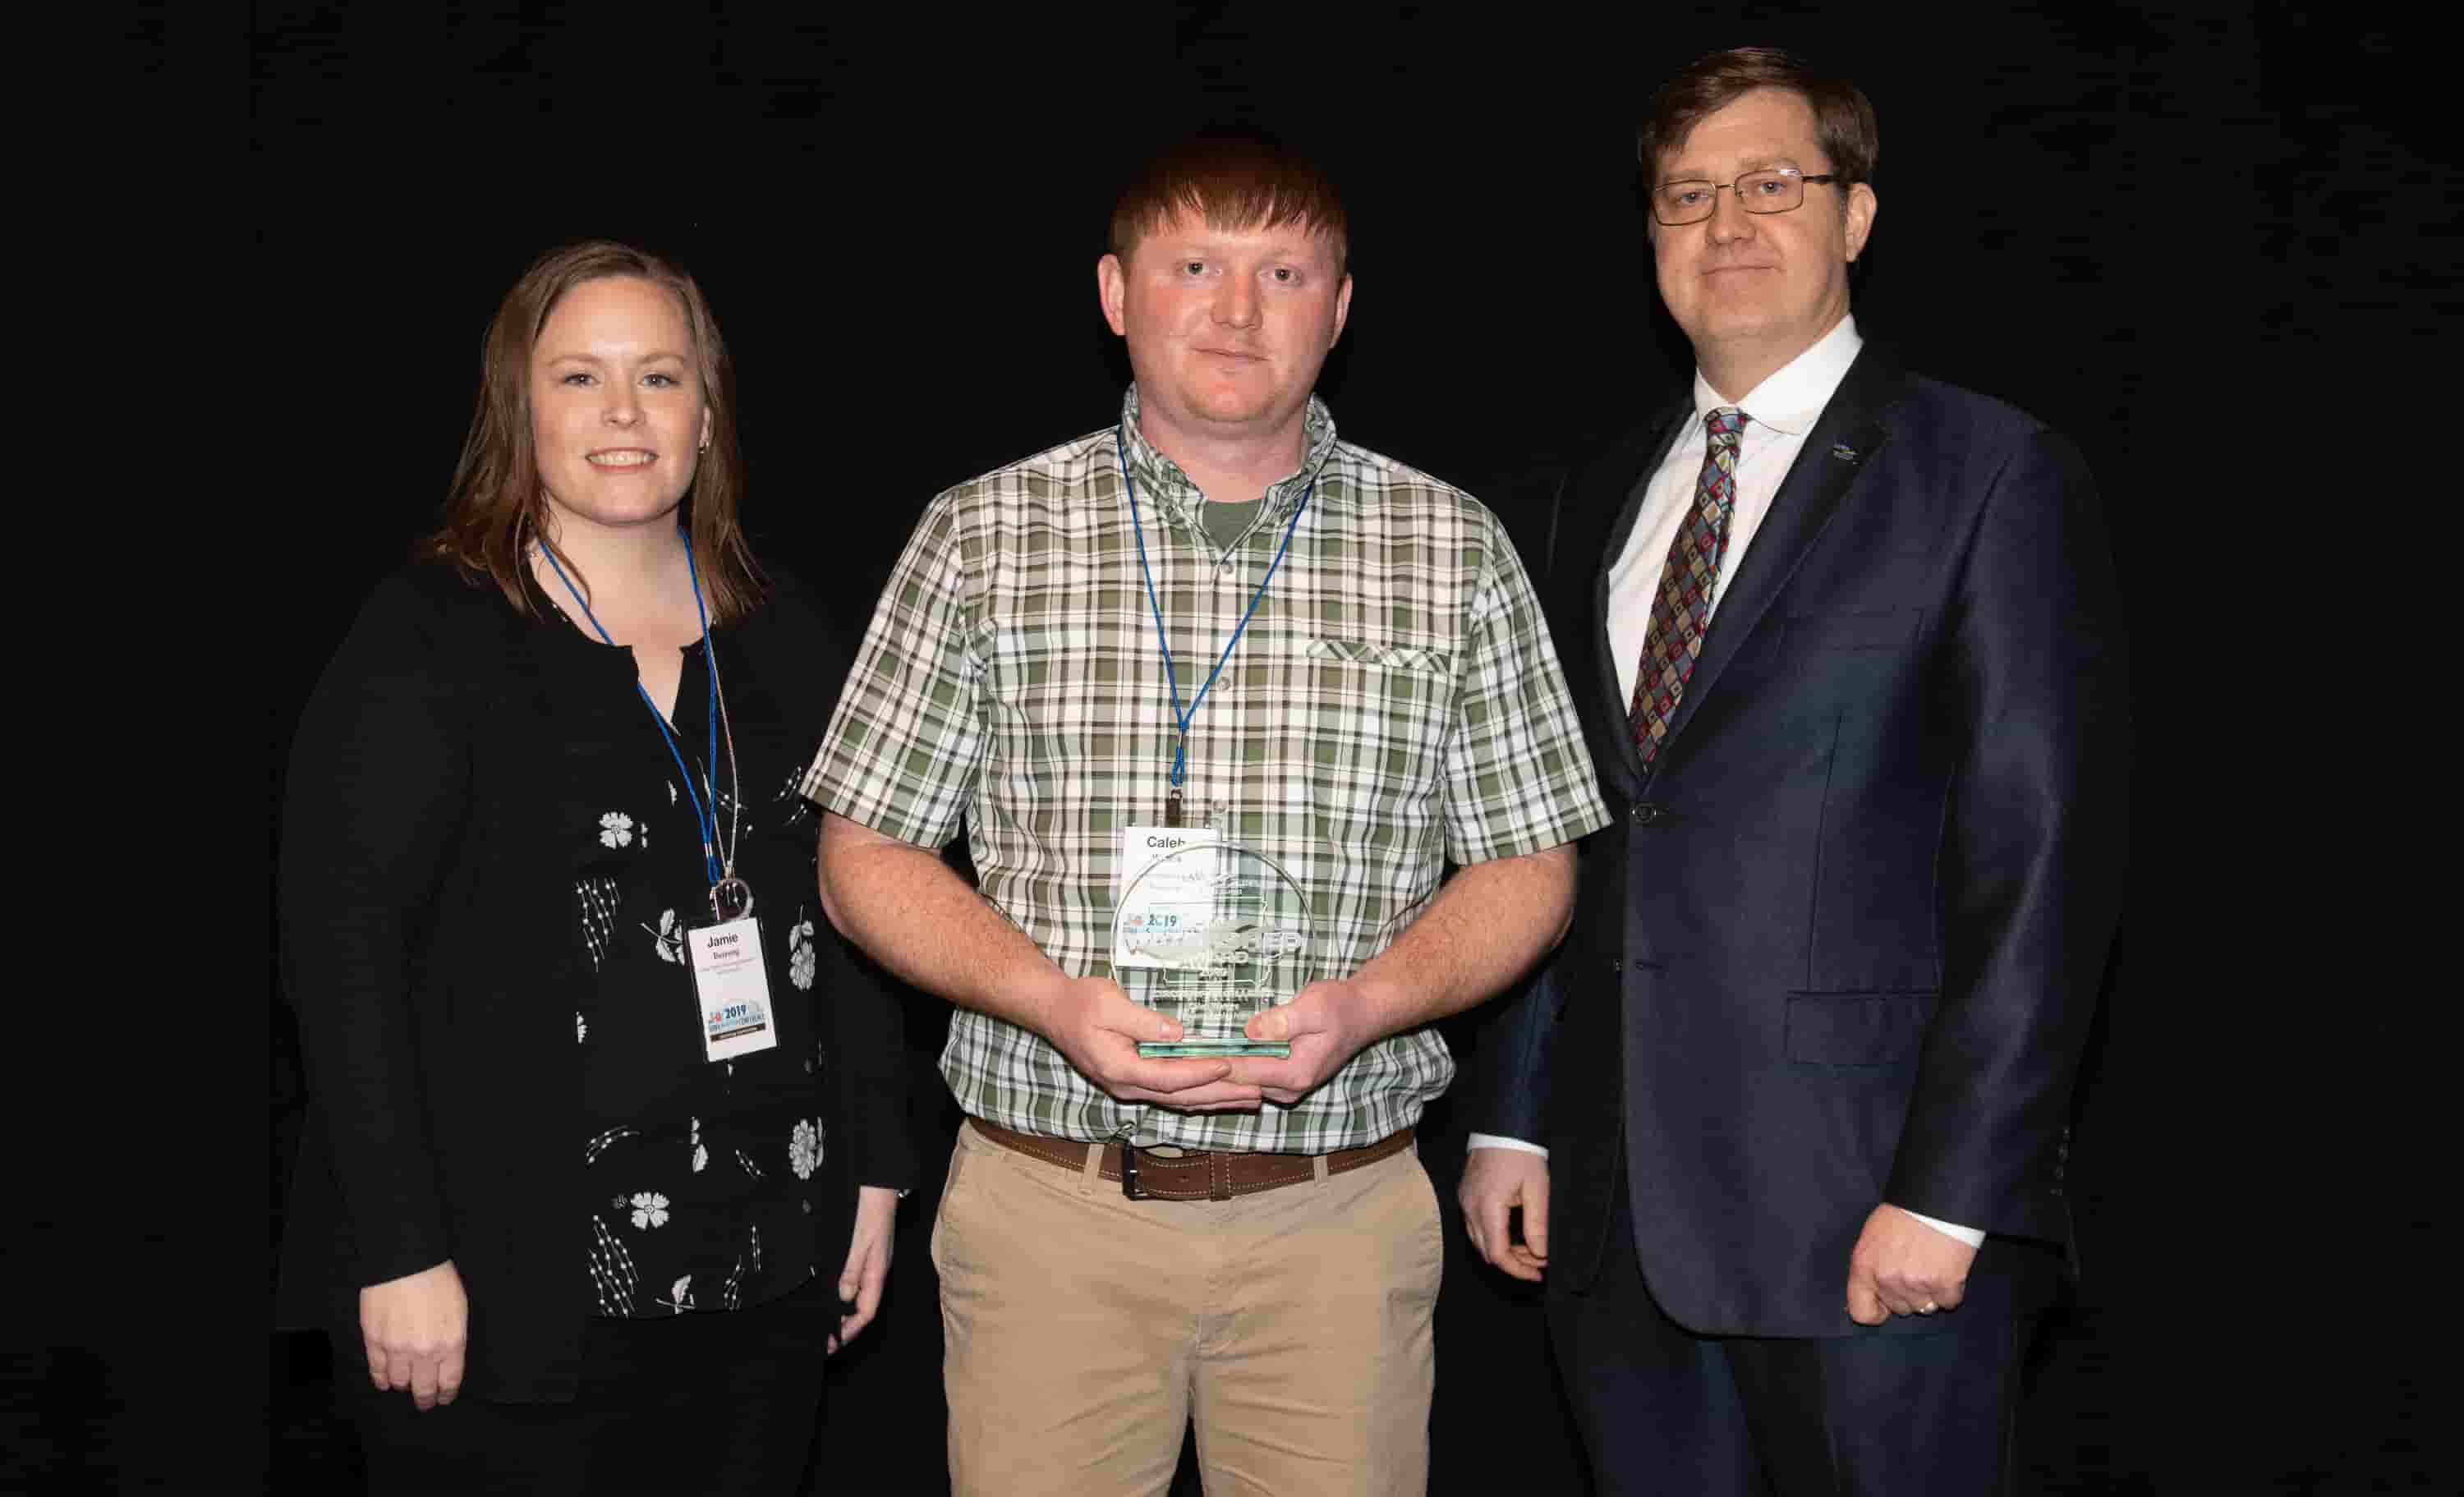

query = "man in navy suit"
[1458,47,2127,1494]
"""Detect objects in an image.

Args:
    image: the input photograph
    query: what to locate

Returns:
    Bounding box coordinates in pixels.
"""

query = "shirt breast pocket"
[1301,636,1455,676]
[1296,636,1455,838]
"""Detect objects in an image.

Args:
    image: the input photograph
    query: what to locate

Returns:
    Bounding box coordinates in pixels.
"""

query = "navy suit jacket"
[1465,343,2128,1339]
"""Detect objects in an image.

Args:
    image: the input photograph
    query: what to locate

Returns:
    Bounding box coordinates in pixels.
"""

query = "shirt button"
[1630,802,1670,826]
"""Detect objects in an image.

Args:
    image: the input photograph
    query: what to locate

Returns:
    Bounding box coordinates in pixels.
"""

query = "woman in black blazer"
[278,239,914,1495]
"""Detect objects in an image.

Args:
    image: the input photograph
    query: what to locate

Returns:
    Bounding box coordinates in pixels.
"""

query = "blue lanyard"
[538,534,729,888]
[1117,425,1312,797]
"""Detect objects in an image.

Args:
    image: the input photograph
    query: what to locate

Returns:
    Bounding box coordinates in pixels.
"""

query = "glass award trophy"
[1113,840,1313,1058]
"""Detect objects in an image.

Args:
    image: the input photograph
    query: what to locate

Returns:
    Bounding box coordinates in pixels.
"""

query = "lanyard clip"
[710,876,754,924]
[1120,1141,1145,1201]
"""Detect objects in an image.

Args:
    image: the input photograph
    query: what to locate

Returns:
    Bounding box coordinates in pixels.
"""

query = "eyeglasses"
[1650,168,1842,225]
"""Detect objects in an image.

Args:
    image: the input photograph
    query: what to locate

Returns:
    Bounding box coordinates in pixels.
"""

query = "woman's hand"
[359,1260,469,1410]
[829,1186,899,1353]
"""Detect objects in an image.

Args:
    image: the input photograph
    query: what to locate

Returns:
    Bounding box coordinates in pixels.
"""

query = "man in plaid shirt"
[807,131,1607,1497]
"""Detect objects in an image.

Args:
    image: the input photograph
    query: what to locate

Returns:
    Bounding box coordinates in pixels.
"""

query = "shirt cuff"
[1893,1205,1986,1248]
[1466,1132,1548,1159]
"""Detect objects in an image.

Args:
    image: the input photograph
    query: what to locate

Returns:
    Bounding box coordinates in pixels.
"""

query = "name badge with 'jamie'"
[687,916,778,1063]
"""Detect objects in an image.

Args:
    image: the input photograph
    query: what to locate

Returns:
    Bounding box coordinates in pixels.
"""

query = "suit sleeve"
[278,575,471,1290]
[1884,429,2128,1240]
[1458,954,1571,1142]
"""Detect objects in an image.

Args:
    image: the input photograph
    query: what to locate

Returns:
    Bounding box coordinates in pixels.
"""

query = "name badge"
[687,916,778,1062]
[1113,824,1221,970]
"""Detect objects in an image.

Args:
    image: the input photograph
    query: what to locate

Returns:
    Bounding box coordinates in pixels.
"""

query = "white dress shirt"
[1468,317,1985,1251]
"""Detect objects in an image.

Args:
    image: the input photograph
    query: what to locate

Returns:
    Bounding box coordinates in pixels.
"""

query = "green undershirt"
[1200,496,1267,553]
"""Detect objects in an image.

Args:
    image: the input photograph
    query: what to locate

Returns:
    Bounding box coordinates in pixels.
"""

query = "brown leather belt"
[969,1117,1414,1202]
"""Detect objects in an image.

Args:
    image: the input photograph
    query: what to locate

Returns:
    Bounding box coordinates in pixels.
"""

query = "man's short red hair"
[1109,131,1349,275]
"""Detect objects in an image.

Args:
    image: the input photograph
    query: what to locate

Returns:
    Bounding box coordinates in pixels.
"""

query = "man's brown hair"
[1637,47,1878,192]
[418,239,763,624]
[1109,131,1349,274]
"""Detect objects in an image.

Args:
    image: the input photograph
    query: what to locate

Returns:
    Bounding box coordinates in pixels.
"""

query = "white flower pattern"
[576,1011,587,1042]
[628,1191,670,1230]
[657,1274,692,1314]
[598,811,634,848]
[788,1118,822,1180]
[788,916,816,990]
[642,907,684,964]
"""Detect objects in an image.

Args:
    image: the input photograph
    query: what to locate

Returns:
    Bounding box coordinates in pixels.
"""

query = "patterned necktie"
[1628,407,1748,764]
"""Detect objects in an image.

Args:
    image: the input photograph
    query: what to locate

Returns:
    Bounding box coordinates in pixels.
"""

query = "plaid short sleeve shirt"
[806,387,1608,1152]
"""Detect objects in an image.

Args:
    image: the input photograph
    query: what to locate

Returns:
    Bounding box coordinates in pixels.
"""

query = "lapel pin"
[1831,443,1860,464]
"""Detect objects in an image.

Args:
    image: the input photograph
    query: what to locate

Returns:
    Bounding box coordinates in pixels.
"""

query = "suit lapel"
[1583,402,1692,792]
[1646,347,1909,773]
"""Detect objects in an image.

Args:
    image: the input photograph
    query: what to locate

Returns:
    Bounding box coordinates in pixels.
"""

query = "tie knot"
[1706,407,1746,445]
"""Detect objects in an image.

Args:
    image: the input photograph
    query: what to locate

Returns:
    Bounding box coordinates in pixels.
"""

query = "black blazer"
[1466,344,2128,1339]
[275,562,916,1400]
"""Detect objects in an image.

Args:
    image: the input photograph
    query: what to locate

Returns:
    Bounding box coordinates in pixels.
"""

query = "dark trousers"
[1547,1199,2039,1496]
[338,1275,836,1497]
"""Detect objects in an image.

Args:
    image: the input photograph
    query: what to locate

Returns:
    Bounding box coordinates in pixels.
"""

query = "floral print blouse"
[561,604,849,1320]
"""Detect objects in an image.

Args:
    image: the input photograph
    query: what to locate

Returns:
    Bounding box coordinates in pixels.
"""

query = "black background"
[125,2,2411,1492]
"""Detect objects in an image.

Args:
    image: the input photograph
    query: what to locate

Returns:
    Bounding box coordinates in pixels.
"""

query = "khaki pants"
[932,1118,1442,1497]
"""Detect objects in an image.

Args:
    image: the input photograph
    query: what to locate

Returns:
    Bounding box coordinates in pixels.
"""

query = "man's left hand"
[1221,978,1386,1104]
[1845,1204,1977,1325]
